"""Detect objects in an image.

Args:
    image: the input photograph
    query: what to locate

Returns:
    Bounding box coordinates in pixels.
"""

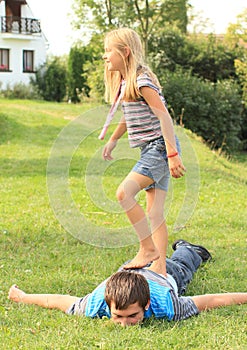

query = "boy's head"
[105,271,150,326]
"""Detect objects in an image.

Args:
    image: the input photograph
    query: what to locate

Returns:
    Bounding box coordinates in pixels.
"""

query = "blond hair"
[104,28,161,103]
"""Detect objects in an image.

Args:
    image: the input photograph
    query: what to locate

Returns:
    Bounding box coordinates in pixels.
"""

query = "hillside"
[0,99,246,349]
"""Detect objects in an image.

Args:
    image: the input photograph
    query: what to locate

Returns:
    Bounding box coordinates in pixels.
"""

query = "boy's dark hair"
[104,271,150,310]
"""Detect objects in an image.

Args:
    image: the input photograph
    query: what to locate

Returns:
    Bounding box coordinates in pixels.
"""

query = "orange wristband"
[167,152,178,158]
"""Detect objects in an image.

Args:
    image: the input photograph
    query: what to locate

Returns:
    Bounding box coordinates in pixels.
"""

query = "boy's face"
[110,301,149,327]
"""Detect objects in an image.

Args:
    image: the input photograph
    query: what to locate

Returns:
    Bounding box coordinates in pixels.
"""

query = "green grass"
[0,98,246,349]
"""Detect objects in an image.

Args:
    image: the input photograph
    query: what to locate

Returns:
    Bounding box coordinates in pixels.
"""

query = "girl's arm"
[102,115,127,160]
[140,86,186,178]
[191,293,247,312]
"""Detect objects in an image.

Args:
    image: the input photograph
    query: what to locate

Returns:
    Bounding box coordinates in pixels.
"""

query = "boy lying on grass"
[8,240,247,327]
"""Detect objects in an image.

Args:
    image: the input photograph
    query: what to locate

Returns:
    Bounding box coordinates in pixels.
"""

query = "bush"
[240,107,247,150]
[160,69,243,152]
[85,59,105,101]
[149,29,238,83]
[31,57,67,102]
[81,33,105,101]
[0,82,41,100]
[67,45,91,103]
[148,26,187,72]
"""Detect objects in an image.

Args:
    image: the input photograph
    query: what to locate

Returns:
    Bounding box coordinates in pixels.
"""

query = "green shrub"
[161,70,242,152]
[31,57,67,102]
[240,107,247,150]
[85,59,105,101]
[0,82,41,100]
[187,34,238,82]
[149,29,239,83]
[67,45,91,103]
[148,26,187,72]
[81,33,105,101]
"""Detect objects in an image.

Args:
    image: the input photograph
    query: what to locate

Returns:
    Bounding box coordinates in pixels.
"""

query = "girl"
[101,28,186,276]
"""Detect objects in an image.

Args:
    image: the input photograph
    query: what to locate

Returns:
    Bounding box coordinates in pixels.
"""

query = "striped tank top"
[121,73,167,148]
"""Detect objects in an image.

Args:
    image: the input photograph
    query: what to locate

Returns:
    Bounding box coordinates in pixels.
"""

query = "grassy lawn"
[0,98,246,349]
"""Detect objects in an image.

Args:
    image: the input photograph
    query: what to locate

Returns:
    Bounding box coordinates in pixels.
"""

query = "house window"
[23,50,34,72]
[0,49,10,71]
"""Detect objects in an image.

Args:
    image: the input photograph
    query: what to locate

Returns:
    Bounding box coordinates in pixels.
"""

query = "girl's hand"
[102,140,117,160]
[168,155,186,178]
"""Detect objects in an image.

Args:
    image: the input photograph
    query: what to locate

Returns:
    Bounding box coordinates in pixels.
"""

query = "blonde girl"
[101,28,186,276]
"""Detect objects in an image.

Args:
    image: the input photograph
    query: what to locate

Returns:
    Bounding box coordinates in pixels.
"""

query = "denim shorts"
[132,136,181,192]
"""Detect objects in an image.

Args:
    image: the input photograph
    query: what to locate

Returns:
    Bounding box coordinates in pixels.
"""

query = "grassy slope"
[0,99,246,349]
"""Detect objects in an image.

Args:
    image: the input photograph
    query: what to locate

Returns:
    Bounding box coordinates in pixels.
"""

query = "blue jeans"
[166,246,202,296]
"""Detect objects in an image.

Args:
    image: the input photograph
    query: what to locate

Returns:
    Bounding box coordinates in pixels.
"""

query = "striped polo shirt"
[121,74,167,148]
[66,269,199,321]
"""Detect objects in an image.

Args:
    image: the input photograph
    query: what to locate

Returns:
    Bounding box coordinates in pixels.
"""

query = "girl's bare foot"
[124,248,160,269]
[8,285,26,303]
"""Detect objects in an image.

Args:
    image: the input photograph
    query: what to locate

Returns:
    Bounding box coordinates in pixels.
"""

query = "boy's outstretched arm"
[8,285,79,313]
[191,293,247,312]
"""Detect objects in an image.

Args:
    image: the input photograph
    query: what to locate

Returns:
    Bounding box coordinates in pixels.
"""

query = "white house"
[0,0,48,89]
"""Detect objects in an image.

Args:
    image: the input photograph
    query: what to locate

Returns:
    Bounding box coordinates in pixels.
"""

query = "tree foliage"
[31,57,67,102]
[161,69,243,152]
[235,58,247,149]
[67,45,91,103]
[235,59,247,106]
[225,9,247,46]
[72,0,189,55]
[82,33,105,100]
[69,3,247,151]
[149,28,240,83]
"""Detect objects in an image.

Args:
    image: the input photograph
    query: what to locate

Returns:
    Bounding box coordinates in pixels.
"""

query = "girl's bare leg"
[116,172,159,269]
[8,285,79,313]
[146,188,168,277]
